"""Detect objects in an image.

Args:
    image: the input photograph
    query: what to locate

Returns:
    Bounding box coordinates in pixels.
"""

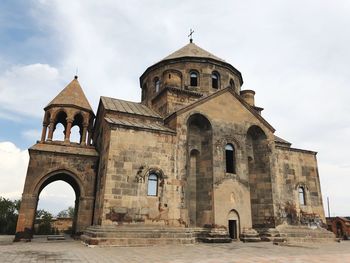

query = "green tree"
[0,197,21,234]
[57,206,75,218]
[36,209,54,235]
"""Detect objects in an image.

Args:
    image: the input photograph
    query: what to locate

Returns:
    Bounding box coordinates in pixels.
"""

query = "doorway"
[227,209,240,240]
[228,220,237,239]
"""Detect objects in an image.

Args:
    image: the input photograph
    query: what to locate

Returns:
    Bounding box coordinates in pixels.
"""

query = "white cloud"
[0,142,28,199]
[0,63,61,117]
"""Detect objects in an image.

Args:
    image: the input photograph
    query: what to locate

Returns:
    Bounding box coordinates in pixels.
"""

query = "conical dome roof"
[161,41,225,62]
[45,76,93,112]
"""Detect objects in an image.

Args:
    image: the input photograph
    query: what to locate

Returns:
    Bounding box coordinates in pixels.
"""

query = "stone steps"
[276,225,336,243]
[82,226,196,246]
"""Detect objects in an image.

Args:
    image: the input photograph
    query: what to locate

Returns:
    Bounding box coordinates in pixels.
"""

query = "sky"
[0,0,349,217]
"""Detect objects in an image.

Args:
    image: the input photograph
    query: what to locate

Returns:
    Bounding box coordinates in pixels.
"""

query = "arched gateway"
[15,77,98,240]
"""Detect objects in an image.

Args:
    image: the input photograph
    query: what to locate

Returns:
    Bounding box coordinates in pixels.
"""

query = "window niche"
[225,144,236,174]
[190,71,198,87]
[154,77,160,93]
[212,72,219,89]
[298,186,306,206]
[147,173,158,196]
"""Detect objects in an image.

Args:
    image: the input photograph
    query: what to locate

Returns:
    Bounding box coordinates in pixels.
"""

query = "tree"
[57,206,75,218]
[0,197,21,234]
[35,209,54,235]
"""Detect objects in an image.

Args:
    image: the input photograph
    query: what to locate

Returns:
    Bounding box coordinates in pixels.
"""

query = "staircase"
[81,225,196,246]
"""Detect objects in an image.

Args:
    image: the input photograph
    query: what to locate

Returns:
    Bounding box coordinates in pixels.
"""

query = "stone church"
[16,40,333,244]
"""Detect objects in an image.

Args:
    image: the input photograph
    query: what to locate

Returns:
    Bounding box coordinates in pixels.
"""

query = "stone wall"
[98,126,181,226]
[274,146,325,224]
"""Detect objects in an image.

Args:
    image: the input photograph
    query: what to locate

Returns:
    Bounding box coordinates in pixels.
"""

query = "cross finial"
[188,29,194,43]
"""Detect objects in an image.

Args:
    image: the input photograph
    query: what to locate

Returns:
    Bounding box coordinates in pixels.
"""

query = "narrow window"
[142,84,147,101]
[190,72,198,86]
[212,72,219,89]
[225,144,235,173]
[230,79,235,89]
[147,174,158,196]
[299,187,306,205]
[154,77,160,93]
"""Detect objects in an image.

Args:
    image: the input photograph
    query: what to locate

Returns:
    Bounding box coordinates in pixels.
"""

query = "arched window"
[230,79,235,89]
[212,72,219,89]
[154,77,160,93]
[298,186,306,205]
[142,84,147,101]
[147,174,158,196]
[190,71,198,86]
[225,144,236,173]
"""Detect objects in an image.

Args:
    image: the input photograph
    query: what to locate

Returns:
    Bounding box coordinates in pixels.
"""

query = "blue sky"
[0,0,349,216]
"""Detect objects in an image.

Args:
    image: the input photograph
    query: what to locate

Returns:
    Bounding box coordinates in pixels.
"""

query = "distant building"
[327,217,350,239]
[15,40,334,244]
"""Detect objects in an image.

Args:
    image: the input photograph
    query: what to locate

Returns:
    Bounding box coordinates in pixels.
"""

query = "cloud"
[0,63,61,117]
[0,142,28,199]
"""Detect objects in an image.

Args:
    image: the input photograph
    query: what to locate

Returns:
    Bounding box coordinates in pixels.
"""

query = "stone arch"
[34,170,84,235]
[15,169,91,240]
[227,209,240,239]
[70,112,84,143]
[186,113,214,227]
[246,125,274,228]
[52,110,67,141]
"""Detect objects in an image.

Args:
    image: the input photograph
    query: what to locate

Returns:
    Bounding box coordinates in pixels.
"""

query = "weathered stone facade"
[16,41,331,244]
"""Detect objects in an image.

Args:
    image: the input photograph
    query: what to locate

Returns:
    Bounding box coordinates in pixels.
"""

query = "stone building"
[16,40,333,244]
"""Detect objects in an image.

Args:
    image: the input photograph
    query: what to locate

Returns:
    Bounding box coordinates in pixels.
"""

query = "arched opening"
[228,210,240,240]
[52,111,67,141]
[147,173,158,196]
[298,186,306,206]
[71,113,84,144]
[225,143,236,173]
[212,72,219,89]
[246,125,273,228]
[230,79,235,90]
[34,172,82,236]
[142,83,147,101]
[187,113,213,227]
[154,77,160,93]
[190,71,198,87]
[36,181,75,235]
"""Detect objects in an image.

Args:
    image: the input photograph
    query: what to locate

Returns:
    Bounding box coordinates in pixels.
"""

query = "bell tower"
[15,76,99,241]
[40,76,94,146]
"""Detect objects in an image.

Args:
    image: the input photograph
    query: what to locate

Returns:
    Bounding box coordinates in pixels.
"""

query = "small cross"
[188,29,194,43]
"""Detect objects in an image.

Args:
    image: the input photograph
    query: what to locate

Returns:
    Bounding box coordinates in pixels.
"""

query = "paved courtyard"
[0,236,349,263]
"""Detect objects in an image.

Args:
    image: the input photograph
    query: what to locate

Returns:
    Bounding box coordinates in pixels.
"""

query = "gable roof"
[165,87,275,133]
[161,42,225,62]
[101,96,161,119]
[105,117,175,134]
[45,77,93,112]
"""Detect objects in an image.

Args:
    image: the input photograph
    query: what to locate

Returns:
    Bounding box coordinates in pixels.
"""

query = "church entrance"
[228,220,237,239]
[228,210,240,240]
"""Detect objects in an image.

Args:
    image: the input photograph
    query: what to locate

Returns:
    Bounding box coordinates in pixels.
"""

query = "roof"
[101,96,161,118]
[46,77,93,112]
[274,135,292,146]
[161,42,225,62]
[105,117,175,134]
[165,87,275,133]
